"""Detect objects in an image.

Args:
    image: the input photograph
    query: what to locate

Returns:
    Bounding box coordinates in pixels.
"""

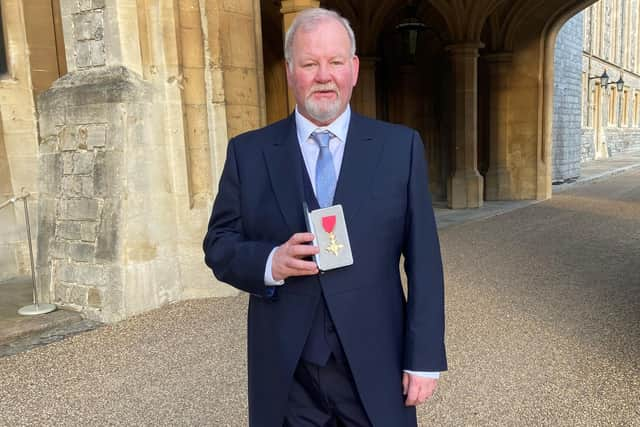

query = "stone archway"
[259,0,601,207]
[478,0,598,201]
[374,2,453,201]
[259,0,454,200]
[260,0,289,124]
[539,0,600,198]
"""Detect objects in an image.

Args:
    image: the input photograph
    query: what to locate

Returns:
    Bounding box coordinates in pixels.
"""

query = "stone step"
[0,310,101,358]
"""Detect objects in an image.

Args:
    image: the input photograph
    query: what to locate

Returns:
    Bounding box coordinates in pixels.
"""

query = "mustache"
[309,84,339,94]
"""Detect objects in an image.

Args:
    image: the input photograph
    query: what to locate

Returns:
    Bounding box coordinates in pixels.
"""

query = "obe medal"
[304,203,353,271]
[322,215,344,256]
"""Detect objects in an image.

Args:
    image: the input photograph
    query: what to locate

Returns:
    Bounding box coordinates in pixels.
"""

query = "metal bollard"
[1,190,56,316]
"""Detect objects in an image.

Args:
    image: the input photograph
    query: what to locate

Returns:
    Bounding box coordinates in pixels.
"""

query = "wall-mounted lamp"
[395,3,425,63]
[588,70,624,91]
[611,75,625,92]
[588,70,609,87]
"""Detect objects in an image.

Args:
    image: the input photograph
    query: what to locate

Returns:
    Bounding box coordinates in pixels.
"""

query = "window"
[0,1,7,75]
[611,0,618,63]
[623,0,631,67]
[594,83,603,130]
[622,89,629,126]
[588,83,598,128]
[609,87,618,126]
[594,3,603,56]
[634,92,640,127]
[637,1,640,74]
[585,7,593,54]
[582,73,589,127]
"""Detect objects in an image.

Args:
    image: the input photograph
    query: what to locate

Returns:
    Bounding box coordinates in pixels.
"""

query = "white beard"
[304,84,342,123]
[305,97,342,124]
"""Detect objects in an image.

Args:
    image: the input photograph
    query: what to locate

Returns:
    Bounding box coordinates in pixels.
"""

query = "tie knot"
[311,131,331,148]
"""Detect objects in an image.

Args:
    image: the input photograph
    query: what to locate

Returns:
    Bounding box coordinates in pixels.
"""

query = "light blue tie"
[312,131,336,208]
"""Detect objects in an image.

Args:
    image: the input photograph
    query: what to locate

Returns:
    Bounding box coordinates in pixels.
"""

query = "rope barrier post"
[1,190,57,316]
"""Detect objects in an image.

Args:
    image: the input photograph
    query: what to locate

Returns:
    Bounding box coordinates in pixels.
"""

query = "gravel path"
[1,171,639,426]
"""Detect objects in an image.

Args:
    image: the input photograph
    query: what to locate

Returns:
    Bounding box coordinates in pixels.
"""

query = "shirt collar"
[295,105,351,145]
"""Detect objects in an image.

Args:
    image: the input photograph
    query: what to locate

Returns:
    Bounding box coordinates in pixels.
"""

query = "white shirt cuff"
[403,370,440,379]
[264,247,285,286]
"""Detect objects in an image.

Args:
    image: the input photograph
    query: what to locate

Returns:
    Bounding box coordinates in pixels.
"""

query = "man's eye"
[303,63,315,68]
[331,61,344,66]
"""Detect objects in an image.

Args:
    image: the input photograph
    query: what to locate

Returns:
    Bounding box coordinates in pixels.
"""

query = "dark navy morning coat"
[203,112,447,426]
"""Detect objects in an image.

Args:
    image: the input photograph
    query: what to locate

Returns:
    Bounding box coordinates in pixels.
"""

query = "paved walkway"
[434,149,640,229]
[1,153,639,426]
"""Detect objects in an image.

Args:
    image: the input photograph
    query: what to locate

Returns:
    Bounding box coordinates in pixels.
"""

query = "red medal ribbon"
[321,215,336,233]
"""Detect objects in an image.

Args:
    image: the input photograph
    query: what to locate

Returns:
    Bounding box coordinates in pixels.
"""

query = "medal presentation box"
[304,204,354,271]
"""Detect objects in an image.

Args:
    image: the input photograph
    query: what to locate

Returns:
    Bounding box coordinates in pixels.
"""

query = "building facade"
[1,0,600,322]
[552,14,584,183]
[582,0,640,160]
[553,0,640,182]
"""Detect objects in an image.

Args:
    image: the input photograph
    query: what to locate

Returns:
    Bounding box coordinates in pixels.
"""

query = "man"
[203,8,446,426]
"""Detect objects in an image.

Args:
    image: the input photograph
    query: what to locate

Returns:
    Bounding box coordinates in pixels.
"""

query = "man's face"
[286,18,359,126]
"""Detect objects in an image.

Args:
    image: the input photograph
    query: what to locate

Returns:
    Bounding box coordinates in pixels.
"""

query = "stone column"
[351,57,378,118]
[280,0,320,112]
[60,0,142,75]
[177,0,212,208]
[446,43,484,209]
[36,0,182,322]
[484,52,513,200]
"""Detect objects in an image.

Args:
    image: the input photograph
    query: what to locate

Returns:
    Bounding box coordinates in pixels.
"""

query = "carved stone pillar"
[446,43,484,209]
[36,1,183,322]
[484,52,513,200]
[280,0,320,112]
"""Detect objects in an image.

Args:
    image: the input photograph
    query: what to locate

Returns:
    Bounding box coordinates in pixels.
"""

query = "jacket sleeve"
[402,131,448,372]
[203,138,275,297]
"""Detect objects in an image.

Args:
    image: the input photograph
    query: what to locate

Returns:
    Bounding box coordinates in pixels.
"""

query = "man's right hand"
[272,233,320,281]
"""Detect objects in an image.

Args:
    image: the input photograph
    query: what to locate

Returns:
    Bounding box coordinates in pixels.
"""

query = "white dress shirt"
[263,106,439,380]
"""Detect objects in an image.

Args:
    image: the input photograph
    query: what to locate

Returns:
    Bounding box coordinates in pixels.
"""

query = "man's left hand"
[402,373,437,406]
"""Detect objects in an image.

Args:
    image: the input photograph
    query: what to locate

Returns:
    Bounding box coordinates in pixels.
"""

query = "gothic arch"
[538,0,600,198]
[430,0,506,42]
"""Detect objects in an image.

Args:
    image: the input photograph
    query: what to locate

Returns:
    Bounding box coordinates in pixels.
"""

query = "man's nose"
[315,63,331,82]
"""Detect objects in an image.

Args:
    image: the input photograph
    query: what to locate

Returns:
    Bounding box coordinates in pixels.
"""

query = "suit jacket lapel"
[263,115,306,234]
[333,113,383,222]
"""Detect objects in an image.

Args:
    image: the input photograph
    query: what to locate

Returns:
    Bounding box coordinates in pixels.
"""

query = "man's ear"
[285,61,294,87]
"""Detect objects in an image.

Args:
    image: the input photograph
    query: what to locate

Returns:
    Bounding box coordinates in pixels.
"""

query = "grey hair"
[284,8,356,68]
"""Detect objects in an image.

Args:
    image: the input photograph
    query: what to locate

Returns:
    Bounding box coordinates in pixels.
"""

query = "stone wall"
[582,127,640,160]
[603,128,640,154]
[37,67,183,322]
[552,13,584,183]
[28,0,268,321]
[0,0,45,282]
[65,0,106,69]
[581,128,596,161]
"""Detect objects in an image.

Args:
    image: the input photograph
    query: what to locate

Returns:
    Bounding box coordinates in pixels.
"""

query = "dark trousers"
[283,356,372,427]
